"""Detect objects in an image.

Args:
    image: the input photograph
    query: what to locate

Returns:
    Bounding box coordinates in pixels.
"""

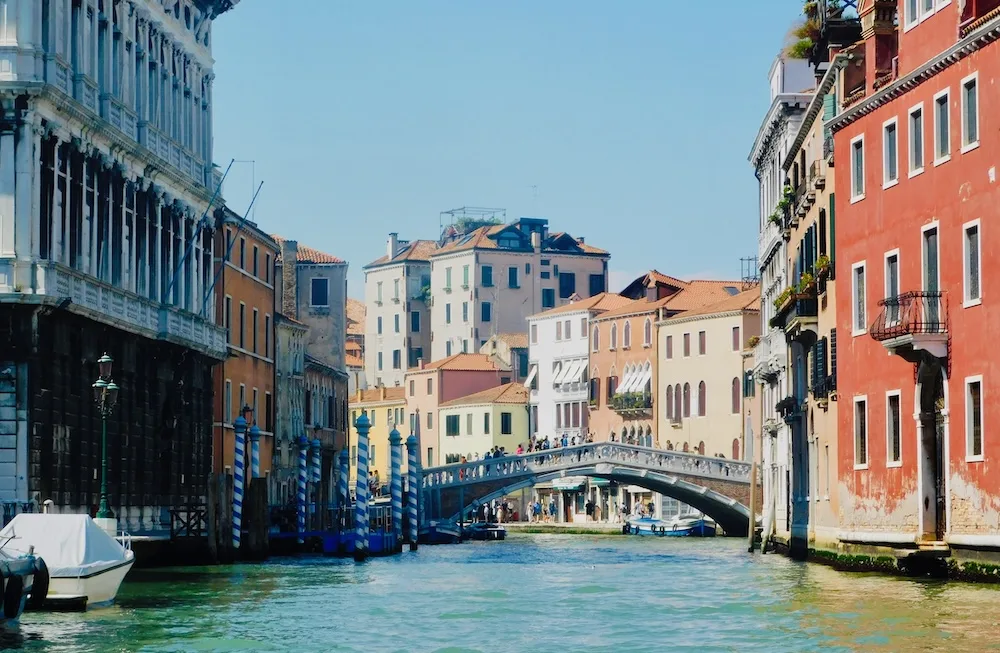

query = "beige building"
[348,387,408,487]
[438,384,530,464]
[429,217,609,360]
[656,288,761,458]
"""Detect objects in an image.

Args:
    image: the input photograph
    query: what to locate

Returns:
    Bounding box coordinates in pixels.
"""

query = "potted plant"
[773,286,795,311]
[748,335,761,348]
[814,254,831,278]
[768,211,782,226]
[798,271,816,293]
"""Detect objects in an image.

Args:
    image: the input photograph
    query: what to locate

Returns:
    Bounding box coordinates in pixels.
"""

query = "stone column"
[0,102,17,259]
[151,187,163,302]
[78,140,91,273]
[50,130,65,264]
[14,110,34,263]
[16,0,37,81]
[120,169,130,292]
[29,116,42,263]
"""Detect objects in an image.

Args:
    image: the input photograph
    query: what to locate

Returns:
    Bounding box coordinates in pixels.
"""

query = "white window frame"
[854,395,869,470]
[882,117,899,189]
[965,375,985,462]
[908,102,925,178]
[960,72,980,153]
[963,218,982,308]
[850,133,866,203]
[903,0,920,30]
[851,261,867,337]
[921,221,941,293]
[886,389,903,468]
[884,249,901,326]
[933,88,951,166]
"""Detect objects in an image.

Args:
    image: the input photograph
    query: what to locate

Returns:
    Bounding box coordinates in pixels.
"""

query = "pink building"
[404,354,511,467]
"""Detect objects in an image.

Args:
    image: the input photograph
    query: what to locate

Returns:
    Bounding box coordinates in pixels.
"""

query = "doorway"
[918,361,946,541]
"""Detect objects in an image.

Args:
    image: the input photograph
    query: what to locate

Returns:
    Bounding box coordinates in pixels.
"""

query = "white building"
[363,233,436,388]
[430,217,609,361]
[526,293,630,442]
[748,54,815,539]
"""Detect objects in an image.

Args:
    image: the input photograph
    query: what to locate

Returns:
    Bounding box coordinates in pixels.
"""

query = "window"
[238,302,246,348]
[409,380,415,396]
[883,118,898,187]
[393,314,400,333]
[462,265,469,288]
[445,415,460,436]
[854,396,868,468]
[966,376,984,460]
[961,74,979,151]
[446,341,452,356]
[885,251,900,323]
[393,279,400,300]
[239,237,245,269]
[607,375,618,400]
[908,104,924,175]
[564,320,571,339]
[887,391,902,466]
[683,333,691,357]
[445,267,452,289]
[239,384,246,420]
[531,324,538,344]
[556,321,562,340]
[377,316,383,335]
[411,311,421,332]
[541,289,555,308]
[623,322,631,348]
[462,302,468,323]
[592,326,599,352]
[377,281,383,303]
[501,412,512,435]
[589,274,605,296]
[905,0,918,27]
[643,318,652,346]
[310,278,329,307]
[559,272,576,298]
[852,262,866,336]
[265,392,273,431]
[482,265,493,287]
[610,324,618,349]
[508,266,519,289]
[850,134,865,201]
[934,89,950,164]
[590,377,602,407]
[481,302,492,322]
[445,303,452,324]
[697,381,706,417]
[462,339,468,353]
[264,315,271,357]
[698,331,706,355]
[682,383,691,418]
[251,245,259,277]
[427,378,433,394]
[731,377,740,414]
[377,351,383,371]
[731,327,740,351]
[265,254,271,283]
[580,317,587,338]
[392,350,401,369]
[224,296,232,342]
[224,379,232,424]
[409,347,423,368]
[426,412,433,429]
[674,384,682,418]
[484,413,490,434]
[665,335,673,359]
[252,308,258,353]
[666,386,674,420]
[964,220,981,306]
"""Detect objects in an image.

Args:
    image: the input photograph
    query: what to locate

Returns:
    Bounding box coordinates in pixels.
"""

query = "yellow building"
[438,384,530,464]
[348,387,407,488]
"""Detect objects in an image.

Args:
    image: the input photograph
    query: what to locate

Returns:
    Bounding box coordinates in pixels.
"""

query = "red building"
[831,0,997,556]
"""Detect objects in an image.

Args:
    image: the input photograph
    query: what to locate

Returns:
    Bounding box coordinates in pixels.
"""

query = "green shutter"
[828,192,836,277]
[823,93,836,120]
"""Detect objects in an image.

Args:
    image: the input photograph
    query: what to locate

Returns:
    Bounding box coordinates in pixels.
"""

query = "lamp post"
[92,353,119,521]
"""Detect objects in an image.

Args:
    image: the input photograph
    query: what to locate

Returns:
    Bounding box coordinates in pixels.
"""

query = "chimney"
[577,236,585,244]
[418,357,425,370]
[645,285,657,302]
[380,386,386,400]
[280,240,299,319]
[531,232,541,252]
[387,232,398,260]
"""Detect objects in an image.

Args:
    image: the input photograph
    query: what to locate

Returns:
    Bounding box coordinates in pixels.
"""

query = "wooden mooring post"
[243,479,270,560]
[206,472,236,563]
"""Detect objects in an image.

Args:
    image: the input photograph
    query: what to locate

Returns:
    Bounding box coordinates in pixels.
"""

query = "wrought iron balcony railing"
[610,392,653,415]
[869,291,948,342]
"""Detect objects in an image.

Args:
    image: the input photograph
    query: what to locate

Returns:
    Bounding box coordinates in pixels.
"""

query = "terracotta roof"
[346,353,364,368]
[440,383,529,407]
[346,340,362,353]
[661,280,747,312]
[495,333,529,349]
[420,353,501,372]
[364,239,438,268]
[531,292,633,318]
[272,235,345,265]
[346,298,366,336]
[433,225,608,256]
[352,386,406,404]
[593,296,670,321]
[664,286,761,321]
[647,270,690,289]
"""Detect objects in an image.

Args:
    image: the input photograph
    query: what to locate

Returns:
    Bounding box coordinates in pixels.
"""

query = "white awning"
[635,365,652,392]
[616,368,638,395]
[524,364,538,389]
[552,362,570,385]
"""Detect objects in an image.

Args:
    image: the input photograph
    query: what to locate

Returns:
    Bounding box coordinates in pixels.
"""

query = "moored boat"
[0,544,47,622]
[463,522,506,541]
[624,514,717,537]
[0,514,134,609]
[419,521,461,545]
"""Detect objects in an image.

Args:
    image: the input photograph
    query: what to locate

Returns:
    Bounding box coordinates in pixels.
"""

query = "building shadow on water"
[0,629,45,650]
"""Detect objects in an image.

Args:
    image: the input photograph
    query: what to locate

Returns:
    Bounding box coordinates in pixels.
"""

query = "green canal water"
[7,534,1000,652]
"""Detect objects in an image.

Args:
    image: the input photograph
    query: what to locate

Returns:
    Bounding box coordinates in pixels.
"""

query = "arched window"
[731,377,741,414]
[698,381,707,417]
[643,318,652,346]
[683,383,691,417]
[674,384,682,420]
[623,321,632,348]
[592,325,600,352]
[610,324,618,349]
[732,438,741,459]
[697,441,706,455]
[666,385,674,419]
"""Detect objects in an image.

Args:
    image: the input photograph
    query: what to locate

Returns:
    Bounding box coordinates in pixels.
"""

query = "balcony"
[869,291,948,363]
[961,0,1000,37]
[810,160,826,191]
[753,330,786,383]
[771,292,818,333]
[610,392,652,416]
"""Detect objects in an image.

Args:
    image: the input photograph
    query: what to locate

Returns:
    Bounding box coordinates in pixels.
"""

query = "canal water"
[7,534,1000,652]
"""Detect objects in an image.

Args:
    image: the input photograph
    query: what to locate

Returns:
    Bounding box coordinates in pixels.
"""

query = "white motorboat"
[0,514,134,609]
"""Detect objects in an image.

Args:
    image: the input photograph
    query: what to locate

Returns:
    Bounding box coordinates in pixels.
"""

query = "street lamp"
[92,353,119,520]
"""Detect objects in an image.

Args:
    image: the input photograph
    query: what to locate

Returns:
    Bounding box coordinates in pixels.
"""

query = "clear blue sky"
[212,1,802,297]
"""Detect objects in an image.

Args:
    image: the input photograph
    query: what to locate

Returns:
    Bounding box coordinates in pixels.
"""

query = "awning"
[524,364,538,389]
[635,365,652,392]
[616,368,639,394]
[551,476,587,490]
[552,362,569,385]
[588,478,610,487]
[565,359,587,384]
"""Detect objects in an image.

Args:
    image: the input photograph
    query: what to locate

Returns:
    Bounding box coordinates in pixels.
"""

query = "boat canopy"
[0,514,128,577]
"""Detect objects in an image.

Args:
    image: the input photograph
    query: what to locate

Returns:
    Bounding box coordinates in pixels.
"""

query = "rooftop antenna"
[741,256,761,291]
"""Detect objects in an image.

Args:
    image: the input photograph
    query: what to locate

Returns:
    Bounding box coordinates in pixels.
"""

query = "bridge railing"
[422,443,751,489]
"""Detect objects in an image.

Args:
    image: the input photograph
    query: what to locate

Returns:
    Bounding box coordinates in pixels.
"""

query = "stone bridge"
[420,443,760,536]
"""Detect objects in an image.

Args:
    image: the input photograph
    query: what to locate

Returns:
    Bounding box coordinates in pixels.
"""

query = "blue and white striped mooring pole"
[406,434,419,550]
[249,424,261,480]
[232,415,247,549]
[337,448,350,555]
[353,414,371,561]
[297,435,308,544]
[310,438,321,528]
[389,428,403,549]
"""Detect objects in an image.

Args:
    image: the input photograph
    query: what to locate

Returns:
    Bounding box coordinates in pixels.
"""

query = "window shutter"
[822,92,836,143]
[828,193,836,277]
[829,329,838,388]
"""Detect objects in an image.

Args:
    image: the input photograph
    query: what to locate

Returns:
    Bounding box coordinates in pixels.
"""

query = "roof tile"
[439,382,528,407]
[346,298,366,336]
[272,235,345,265]
[365,239,438,268]
[420,353,502,372]
[531,292,632,318]
[351,386,406,404]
